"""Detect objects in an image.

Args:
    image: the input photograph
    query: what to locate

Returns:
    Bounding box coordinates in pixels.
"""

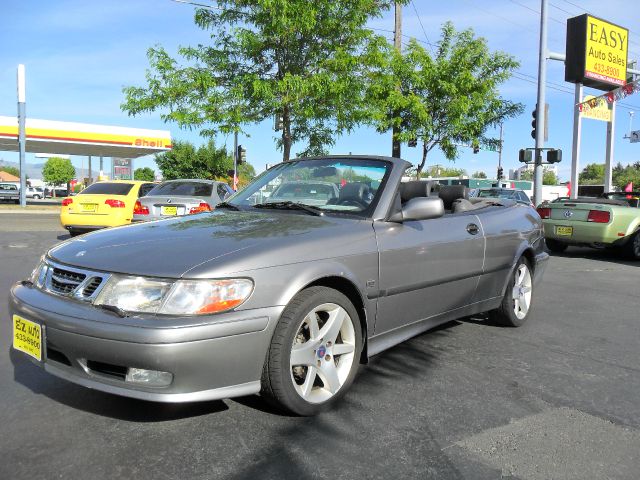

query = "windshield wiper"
[216,201,241,211]
[253,201,324,216]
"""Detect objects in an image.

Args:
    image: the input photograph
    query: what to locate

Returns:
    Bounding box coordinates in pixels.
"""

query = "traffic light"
[497,166,504,180]
[237,145,247,165]
[531,108,537,139]
[546,149,562,163]
[408,138,417,148]
[274,114,284,131]
[472,141,480,154]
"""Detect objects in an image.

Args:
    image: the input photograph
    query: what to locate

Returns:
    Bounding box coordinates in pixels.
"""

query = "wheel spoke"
[300,366,317,398]
[305,310,320,339]
[512,286,520,300]
[332,343,355,356]
[519,298,529,316]
[318,362,341,394]
[290,342,317,367]
[521,286,532,294]
[319,306,347,343]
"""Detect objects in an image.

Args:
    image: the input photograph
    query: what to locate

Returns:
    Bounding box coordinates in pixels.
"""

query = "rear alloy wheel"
[545,238,567,253]
[261,286,362,416]
[623,231,640,260]
[490,257,533,327]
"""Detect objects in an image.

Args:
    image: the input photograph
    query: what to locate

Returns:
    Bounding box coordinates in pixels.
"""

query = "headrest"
[439,185,469,209]
[400,181,432,203]
[340,182,368,200]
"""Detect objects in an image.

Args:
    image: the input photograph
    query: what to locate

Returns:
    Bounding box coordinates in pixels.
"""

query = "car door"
[372,213,485,335]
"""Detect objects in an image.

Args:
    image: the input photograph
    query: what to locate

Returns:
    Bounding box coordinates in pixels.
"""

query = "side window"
[138,183,155,197]
[217,183,229,200]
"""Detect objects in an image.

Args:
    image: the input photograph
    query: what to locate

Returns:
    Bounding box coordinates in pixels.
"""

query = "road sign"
[630,130,640,143]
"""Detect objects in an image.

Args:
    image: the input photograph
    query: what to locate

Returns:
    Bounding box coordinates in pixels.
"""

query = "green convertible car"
[538,193,640,260]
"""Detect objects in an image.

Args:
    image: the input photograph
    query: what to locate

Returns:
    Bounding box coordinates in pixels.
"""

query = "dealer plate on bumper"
[556,226,573,236]
[13,314,42,361]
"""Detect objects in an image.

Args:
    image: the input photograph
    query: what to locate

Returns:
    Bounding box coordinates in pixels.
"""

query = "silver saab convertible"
[10,156,548,415]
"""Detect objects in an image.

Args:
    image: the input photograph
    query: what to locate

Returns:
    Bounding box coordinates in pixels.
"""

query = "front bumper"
[9,283,283,402]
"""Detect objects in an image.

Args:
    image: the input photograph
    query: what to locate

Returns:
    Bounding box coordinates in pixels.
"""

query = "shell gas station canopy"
[0,116,171,158]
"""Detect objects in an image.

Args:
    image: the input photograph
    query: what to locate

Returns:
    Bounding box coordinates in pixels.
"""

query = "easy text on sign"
[565,14,629,91]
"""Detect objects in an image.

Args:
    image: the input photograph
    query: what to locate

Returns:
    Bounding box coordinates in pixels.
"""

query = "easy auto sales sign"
[565,14,629,90]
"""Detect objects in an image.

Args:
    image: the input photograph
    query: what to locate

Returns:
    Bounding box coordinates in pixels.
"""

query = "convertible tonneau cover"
[551,197,629,206]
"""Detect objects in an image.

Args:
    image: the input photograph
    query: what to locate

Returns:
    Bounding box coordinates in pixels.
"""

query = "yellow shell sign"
[565,14,629,91]
[584,16,628,87]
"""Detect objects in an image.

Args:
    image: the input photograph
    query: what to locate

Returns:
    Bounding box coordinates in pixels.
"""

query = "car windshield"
[148,181,213,197]
[81,183,134,195]
[228,158,391,215]
[477,189,515,199]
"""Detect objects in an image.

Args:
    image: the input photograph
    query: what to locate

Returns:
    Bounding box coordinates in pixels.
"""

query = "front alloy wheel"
[261,287,362,416]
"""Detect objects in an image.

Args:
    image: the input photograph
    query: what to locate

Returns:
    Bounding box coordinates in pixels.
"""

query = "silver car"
[10,156,548,416]
[132,179,233,221]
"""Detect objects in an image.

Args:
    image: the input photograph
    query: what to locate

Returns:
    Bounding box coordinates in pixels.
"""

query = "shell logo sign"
[0,116,171,158]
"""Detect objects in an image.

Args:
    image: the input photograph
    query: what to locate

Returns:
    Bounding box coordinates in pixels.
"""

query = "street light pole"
[534,0,548,206]
[17,65,27,208]
[392,1,402,158]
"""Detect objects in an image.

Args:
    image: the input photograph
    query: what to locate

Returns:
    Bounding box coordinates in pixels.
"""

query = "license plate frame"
[161,206,178,216]
[13,314,43,362]
[556,226,573,236]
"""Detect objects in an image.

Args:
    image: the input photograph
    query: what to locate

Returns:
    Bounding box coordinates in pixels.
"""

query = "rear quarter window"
[80,183,134,195]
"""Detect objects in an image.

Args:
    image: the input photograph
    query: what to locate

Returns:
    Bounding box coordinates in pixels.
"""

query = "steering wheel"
[338,198,367,209]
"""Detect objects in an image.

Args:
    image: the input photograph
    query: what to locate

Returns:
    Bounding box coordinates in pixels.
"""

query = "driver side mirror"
[389,197,445,222]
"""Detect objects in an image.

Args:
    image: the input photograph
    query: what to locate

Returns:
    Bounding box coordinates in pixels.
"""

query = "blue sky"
[1,0,640,181]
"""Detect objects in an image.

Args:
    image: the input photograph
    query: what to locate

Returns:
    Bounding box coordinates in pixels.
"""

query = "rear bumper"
[9,283,283,402]
[542,220,628,246]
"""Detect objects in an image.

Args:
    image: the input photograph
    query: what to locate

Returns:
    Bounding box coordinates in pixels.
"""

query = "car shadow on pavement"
[56,234,71,241]
[549,246,639,267]
[10,349,229,422]
[225,323,467,480]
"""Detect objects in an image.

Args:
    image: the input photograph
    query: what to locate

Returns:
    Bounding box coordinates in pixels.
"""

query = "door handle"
[466,223,479,235]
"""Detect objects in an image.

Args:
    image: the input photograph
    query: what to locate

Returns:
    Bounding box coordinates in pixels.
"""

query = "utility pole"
[534,0,548,206]
[233,130,238,190]
[392,1,402,158]
[17,65,26,208]
[498,123,503,178]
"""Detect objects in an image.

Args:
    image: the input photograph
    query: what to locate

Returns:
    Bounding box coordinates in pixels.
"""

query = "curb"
[0,209,60,214]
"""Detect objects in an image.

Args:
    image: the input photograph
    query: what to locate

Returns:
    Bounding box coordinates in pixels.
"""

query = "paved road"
[1,213,639,480]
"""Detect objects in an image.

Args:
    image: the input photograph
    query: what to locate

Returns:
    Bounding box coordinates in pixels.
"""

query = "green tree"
[472,171,487,179]
[154,140,232,180]
[521,169,557,185]
[613,163,640,190]
[0,164,20,178]
[122,1,399,161]
[42,157,75,197]
[134,167,155,181]
[579,163,605,185]
[365,23,522,177]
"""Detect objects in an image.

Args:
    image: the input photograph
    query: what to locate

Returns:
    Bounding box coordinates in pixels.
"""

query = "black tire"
[489,257,534,327]
[622,231,640,260]
[545,238,567,253]
[261,286,363,416]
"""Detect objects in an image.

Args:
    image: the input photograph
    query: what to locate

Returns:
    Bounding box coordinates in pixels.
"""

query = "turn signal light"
[189,202,212,214]
[105,199,125,208]
[536,207,551,219]
[133,200,149,215]
[587,210,610,223]
[61,198,73,206]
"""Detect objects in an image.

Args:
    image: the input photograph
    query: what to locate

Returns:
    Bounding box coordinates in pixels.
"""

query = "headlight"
[30,259,48,288]
[95,276,253,315]
[161,279,254,315]
[95,275,173,314]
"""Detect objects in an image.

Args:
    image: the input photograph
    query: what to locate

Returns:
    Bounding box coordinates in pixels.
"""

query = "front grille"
[50,267,86,295]
[86,360,127,380]
[42,261,110,301]
[82,277,103,296]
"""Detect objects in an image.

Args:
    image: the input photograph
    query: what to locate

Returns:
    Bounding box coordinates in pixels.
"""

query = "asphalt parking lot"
[1,212,639,480]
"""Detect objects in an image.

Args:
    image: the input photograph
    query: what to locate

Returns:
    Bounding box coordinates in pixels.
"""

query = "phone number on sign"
[15,332,40,348]
[591,63,620,78]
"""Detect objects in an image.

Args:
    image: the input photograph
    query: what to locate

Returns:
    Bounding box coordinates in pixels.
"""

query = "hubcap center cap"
[317,345,327,358]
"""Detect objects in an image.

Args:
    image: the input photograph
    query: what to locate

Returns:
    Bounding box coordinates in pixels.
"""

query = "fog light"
[125,367,173,386]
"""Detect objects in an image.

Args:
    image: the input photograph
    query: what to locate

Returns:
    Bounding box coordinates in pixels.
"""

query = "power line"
[410,0,435,53]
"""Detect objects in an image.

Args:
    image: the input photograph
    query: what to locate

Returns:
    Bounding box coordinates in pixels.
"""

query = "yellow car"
[60,180,156,236]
